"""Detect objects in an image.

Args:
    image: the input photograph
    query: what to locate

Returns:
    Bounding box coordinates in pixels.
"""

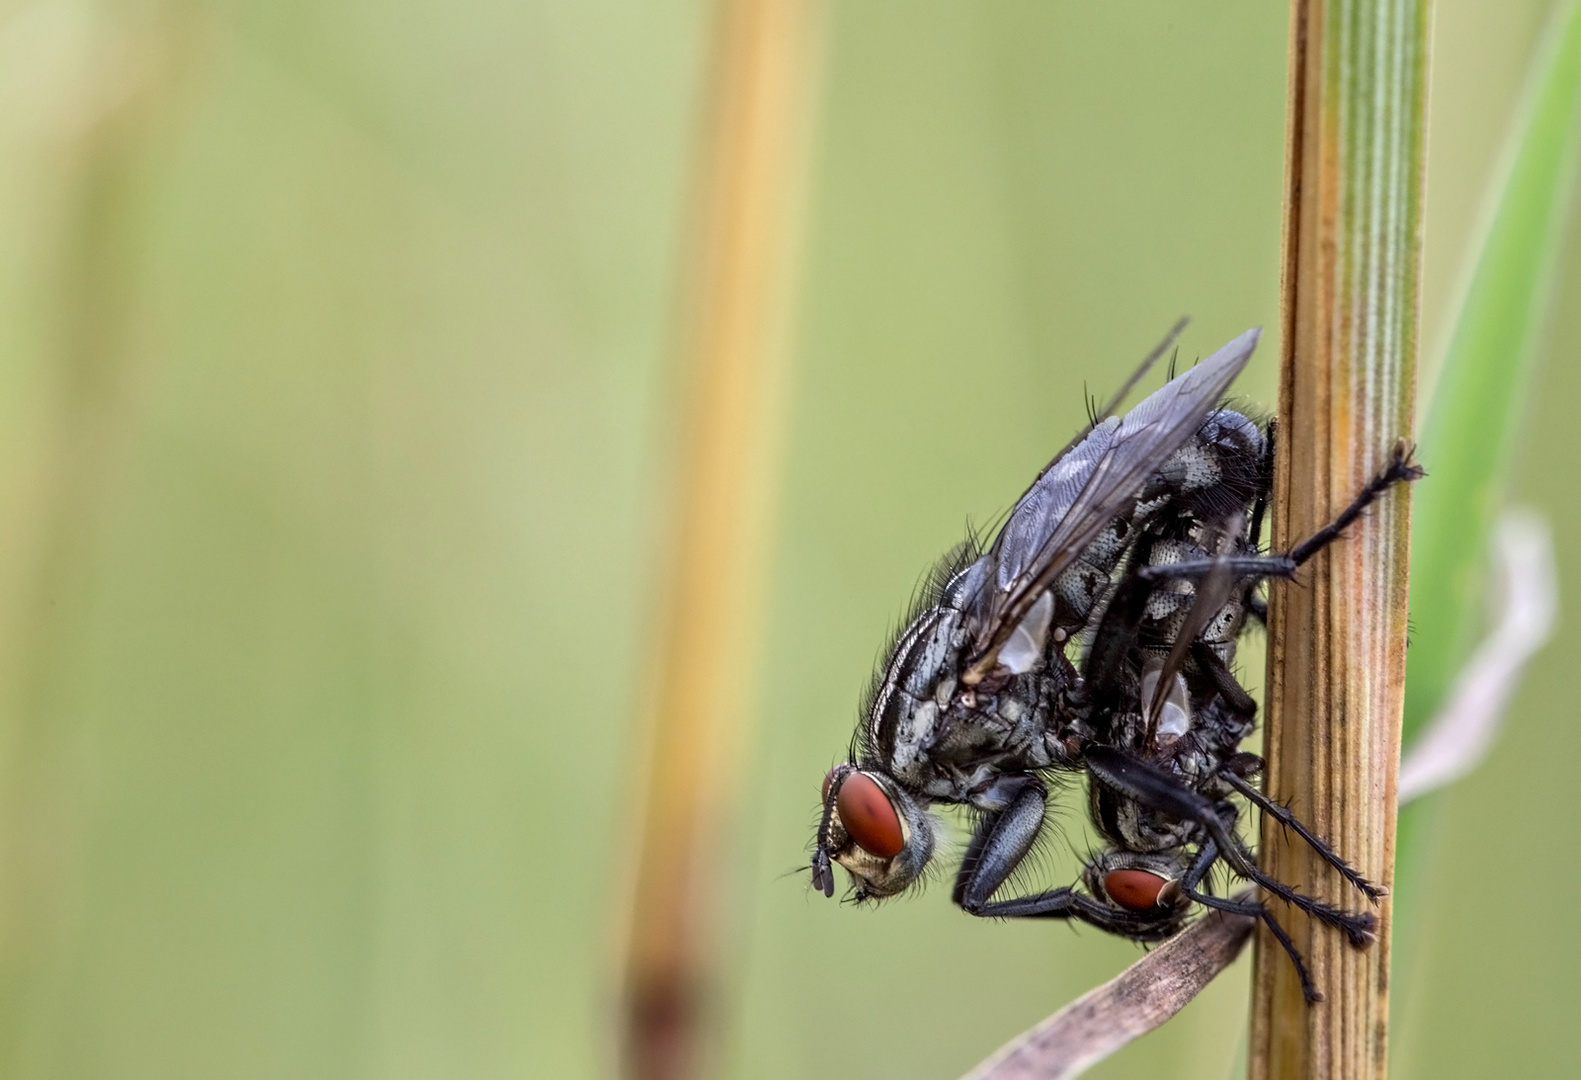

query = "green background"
[0,1,1570,1078]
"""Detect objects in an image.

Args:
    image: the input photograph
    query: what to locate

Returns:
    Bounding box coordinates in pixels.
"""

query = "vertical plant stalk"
[1250,1,1428,1077]
[0,17,193,1059]
[617,3,819,1080]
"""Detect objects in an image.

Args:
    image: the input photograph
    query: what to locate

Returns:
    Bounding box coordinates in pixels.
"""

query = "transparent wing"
[1030,317,1188,489]
[966,327,1262,677]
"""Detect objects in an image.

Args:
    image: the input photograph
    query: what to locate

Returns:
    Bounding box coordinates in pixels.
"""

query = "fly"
[810,324,1422,1002]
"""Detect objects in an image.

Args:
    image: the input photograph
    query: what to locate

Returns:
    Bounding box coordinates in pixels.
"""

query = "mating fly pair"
[809,324,1422,1002]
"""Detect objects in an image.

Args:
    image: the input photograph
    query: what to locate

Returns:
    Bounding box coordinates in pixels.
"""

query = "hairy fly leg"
[959,884,1175,938]
[1135,554,1299,584]
[1080,531,1162,720]
[950,777,1174,936]
[1176,840,1323,1003]
[1219,771,1386,901]
[1190,641,1258,718]
[950,776,1049,910]
[1081,746,1376,946]
[1137,441,1424,587]
[1286,441,1424,564]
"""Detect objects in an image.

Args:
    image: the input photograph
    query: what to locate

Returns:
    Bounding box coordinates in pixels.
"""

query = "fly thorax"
[1172,746,1211,782]
[869,607,968,783]
[1081,517,1131,567]
[1143,538,1199,607]
[1131,492,1170,519]
[887,700,938,780]
[997,694,1027,725]
[1198,600,1245,647]
[1117,799,1195,853]
[1158,438,1223,494]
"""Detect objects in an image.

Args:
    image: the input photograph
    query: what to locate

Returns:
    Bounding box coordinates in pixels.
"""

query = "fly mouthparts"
[811,851,835,897]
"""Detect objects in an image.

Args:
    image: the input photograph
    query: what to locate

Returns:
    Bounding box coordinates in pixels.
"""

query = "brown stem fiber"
[1250,1,1429,1077]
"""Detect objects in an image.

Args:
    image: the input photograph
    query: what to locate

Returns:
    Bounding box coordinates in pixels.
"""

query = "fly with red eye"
[813,764,934,901]
[808,323,1422,1004]
[811,324,1258,905]
[834,772,903,857]
[1103,868,1170,910]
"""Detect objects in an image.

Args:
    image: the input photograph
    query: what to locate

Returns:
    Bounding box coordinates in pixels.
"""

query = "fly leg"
[1178,840,1323,1003]
[1081,532,1161,724]
[1190,641,1257,718]
[1084,550,1254,738]
[1219,770,1387,900]
[950,775,1048,914]
[1135,554,1299,584]
[951,778,1168,936]
[1285,441,1423,566]
[1139,441,1423,586]
[1082,746,1376,946]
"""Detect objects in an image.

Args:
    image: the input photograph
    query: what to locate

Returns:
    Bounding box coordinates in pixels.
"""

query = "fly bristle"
[856,532,987,756]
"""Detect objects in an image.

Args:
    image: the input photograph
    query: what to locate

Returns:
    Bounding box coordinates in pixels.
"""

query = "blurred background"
[0,1,1573,1078]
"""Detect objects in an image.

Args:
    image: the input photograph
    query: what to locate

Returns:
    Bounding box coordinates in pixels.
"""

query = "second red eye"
[1103,868,1170,910]
[836,772,904,858]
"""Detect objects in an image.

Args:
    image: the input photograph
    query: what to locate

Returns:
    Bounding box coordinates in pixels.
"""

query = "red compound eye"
[1104,868,1169,911]
[835,772,904,858]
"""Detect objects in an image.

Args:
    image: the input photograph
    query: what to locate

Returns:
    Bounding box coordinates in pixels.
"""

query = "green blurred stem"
[1392,0,1581,1047]
[1403,0,1581,748]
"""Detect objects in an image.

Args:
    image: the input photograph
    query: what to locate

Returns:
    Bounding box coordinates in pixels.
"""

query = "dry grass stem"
[1251,0,1428,1076]
[615,3,820,1079]
[958,895,1257,1080]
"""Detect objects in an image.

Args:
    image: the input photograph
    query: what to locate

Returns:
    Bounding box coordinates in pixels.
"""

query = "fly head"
[812,765,937,901]
[1082,849,1193,935]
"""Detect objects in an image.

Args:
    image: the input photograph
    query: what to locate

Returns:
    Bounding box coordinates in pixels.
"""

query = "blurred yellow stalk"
[615,3,820,1079]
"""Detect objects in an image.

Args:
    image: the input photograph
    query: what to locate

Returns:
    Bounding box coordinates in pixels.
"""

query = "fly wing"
[965,327,1262,677]
[1031,316,1188,488]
